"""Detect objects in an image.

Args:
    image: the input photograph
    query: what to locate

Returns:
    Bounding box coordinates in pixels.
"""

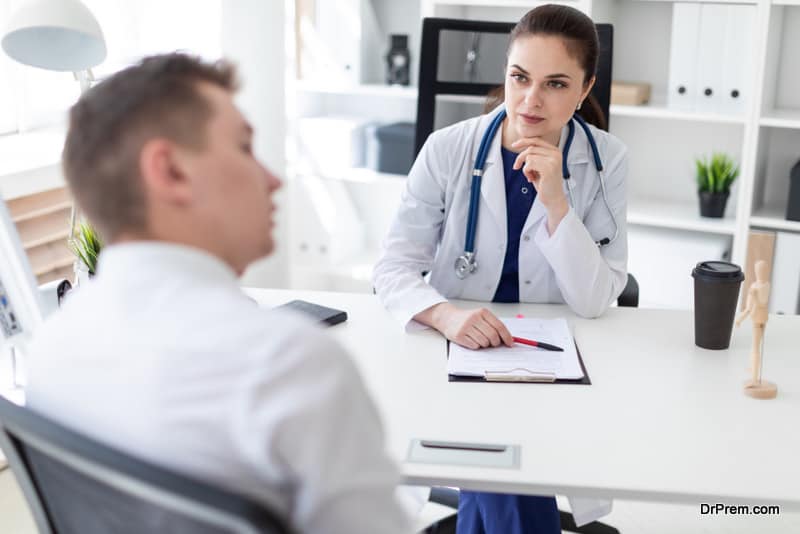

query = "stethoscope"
[454,107,620,279]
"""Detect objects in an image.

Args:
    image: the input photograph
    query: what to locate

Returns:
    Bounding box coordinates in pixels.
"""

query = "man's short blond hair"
[62,53,238,241]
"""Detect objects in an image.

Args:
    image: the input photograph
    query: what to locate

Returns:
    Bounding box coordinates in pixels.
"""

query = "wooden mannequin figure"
[735,260,778,399]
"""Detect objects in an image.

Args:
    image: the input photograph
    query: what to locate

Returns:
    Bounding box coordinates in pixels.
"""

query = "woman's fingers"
[511,136,558,151]
[516,155,549,184]
[465,327,490,348]
[461,332,481,350]
[473,318,502,347]
[449,308,513,349]
[480,310,515,347]
[524,163,549,185]
[513,148,558,171]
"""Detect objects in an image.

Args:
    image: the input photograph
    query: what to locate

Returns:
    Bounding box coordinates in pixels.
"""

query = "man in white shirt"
[26,54,412,534]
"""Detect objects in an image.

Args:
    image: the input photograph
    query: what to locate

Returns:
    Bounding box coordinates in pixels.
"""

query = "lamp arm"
[73,69,95,94]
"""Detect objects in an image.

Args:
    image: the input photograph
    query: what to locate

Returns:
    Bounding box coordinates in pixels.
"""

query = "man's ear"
[139,138,193,205]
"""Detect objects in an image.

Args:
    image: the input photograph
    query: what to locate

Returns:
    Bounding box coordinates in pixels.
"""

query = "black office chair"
[417,17,626,534]
[414,17,613,154]
[618,273,639,308]
[0,396,290,534]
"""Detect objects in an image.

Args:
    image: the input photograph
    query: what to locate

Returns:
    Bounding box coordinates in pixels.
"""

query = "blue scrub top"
[468,147,560,534]
[493,146,537,303]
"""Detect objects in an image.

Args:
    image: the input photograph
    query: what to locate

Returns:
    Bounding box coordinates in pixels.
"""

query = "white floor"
[558,495,800,534]
[0,467,36,534]
[2,467,798,533]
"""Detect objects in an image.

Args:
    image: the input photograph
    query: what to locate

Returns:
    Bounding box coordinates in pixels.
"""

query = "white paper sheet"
[447,317,583,380]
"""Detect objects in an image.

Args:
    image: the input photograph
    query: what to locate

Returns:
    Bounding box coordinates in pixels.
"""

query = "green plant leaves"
[695,152,740,194]
[67,221,103,275]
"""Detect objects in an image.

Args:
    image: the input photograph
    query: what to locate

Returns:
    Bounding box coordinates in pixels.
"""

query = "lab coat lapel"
[521,196,547,235]
[479,116,507,239]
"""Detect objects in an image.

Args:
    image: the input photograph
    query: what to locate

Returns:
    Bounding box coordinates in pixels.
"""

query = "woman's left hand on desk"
[417,302,514,350]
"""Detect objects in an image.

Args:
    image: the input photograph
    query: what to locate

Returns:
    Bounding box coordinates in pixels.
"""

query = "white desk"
[249,289,800,510]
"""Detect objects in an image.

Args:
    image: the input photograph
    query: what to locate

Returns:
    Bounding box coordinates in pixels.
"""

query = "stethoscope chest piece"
[454,252,477,279]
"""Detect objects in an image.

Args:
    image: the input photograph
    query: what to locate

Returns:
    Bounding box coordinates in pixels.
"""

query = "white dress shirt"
[26,242,412,534]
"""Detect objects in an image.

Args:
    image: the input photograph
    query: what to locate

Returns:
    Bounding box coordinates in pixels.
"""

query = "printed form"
[447,317,584,380]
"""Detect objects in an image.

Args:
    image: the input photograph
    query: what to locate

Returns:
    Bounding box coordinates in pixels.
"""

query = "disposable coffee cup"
[692,261,744,350]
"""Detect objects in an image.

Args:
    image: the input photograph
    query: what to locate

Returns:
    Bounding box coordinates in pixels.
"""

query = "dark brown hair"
[485,4,606,129]
[62,53,238,241]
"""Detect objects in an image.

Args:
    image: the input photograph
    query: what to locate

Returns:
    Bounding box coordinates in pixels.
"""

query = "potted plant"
[695,153,739,218]
[68,221,103,284]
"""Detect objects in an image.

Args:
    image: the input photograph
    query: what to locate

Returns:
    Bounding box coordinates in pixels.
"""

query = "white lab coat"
[27,243,413,534]
[373,105,628,329]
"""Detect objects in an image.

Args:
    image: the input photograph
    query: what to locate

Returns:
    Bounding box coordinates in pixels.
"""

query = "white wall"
[222,0,289,288]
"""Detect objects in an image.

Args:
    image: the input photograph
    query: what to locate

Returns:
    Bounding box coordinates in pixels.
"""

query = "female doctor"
[373,4,628,533]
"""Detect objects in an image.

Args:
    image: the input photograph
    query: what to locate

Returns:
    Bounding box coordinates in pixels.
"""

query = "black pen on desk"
[512,336,563,352]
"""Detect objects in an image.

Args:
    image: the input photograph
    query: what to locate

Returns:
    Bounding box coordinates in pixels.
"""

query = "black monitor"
[415,17,613,156]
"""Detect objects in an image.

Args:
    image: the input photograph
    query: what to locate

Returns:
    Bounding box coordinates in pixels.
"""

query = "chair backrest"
[0,396,290,534]
[415,17,613,155]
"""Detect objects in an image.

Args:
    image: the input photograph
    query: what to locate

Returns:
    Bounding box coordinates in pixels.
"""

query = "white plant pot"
[74,261,92,287]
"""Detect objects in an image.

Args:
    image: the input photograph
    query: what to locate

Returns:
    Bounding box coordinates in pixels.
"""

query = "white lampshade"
[1,0,106,71]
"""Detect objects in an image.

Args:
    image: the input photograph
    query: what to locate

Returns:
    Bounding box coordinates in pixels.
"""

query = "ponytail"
[577,93,606,131]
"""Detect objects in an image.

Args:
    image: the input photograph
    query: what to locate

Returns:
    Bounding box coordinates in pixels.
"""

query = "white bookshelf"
[627,199,737,235]
[289,164,407,185]
[759,109,800,129]
[430,0,570,6]
[288,0,800,308]
[295,81,418,100]
[295,82,499,106]
[750,205,800,232]
[610,100,747,125]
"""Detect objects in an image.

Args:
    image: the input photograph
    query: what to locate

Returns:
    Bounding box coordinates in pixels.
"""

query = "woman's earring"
[576,101,583,111]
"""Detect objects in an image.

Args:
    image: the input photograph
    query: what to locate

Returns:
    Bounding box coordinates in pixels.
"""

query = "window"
[0,0,222,137]
[0,0,18,134]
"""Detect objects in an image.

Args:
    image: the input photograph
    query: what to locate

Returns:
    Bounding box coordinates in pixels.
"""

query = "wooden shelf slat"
[7,186,76,285]
[37,264,74,285]
[16,208,72,249]
[7,187,72,223]
[27,241,74,276]
[24,231,71,250]
[12,201,73,223]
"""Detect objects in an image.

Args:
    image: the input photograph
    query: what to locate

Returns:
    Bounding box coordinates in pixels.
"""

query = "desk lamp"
[3,0,106,236]
[0,0,106,390]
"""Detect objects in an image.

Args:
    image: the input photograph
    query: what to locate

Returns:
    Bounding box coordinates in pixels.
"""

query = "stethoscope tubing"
[465,109,506,254]
[456,107,620,278]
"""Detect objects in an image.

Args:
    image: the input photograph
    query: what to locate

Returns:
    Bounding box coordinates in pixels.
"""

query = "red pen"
[512,336,564,352]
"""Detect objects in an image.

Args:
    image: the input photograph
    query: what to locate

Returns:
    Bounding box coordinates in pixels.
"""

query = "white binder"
[667,3,701,111]
[769,232,800,315]
[695,4,728,114]
[314,0,362,85]
[720,5,757,116]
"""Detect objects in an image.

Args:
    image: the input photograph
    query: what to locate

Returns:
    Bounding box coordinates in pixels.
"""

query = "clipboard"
[447,338,592,385]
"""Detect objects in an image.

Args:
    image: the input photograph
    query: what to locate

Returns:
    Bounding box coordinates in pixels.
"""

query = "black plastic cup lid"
[692,261,744,281]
